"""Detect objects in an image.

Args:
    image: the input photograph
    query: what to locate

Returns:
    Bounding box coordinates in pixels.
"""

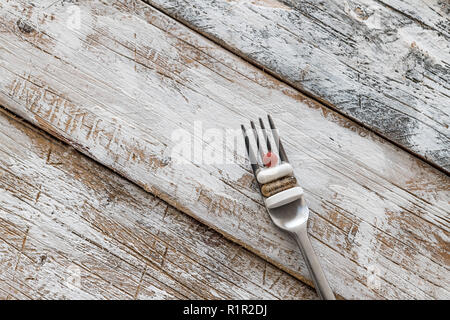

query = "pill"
[262,151,278,167]
[265,187,304,209]
[256,163,293,184]
[261,176,297,197]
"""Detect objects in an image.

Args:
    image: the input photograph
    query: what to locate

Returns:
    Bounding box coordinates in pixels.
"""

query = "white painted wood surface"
[0,0,448,299]
[145,0,450,172]
[375,0,449,36]
[0,108,316,300]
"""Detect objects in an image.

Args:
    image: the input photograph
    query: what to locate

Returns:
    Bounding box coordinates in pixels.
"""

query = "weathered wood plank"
[0,0,448,299]
[144,0,450,172]
[0,108,316,300]
[374,0,449,36]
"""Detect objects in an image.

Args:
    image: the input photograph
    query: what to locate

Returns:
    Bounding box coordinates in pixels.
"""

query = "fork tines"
[241,115,288,178]
[267,114,288,163]
[242,115,301,209]
[241,124,259,178]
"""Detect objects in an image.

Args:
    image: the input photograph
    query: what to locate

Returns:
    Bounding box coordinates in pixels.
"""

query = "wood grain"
[0,108,316,300]
[0,0,448,299]
[144,0,450,172]
[374,0,449,36]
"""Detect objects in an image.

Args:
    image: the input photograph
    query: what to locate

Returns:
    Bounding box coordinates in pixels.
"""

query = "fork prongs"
[259,117,272,153]
[267,114,289,163]
[241,124,259,177]
[242,115,288,174]
[250,120,265,162]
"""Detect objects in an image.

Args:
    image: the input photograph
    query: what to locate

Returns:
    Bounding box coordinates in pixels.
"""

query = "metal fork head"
[241,115,309,232]
[241,114,287,177]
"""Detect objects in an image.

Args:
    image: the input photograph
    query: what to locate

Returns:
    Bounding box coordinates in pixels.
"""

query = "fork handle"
[293,225,335,300]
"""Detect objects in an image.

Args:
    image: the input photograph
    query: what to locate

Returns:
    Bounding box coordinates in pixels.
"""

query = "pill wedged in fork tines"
[241,116,303,209]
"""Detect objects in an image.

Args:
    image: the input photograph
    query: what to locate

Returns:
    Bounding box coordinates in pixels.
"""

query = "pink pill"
[263,152,278,167]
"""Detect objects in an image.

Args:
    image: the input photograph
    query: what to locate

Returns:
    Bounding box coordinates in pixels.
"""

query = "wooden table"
[0,0,448,299]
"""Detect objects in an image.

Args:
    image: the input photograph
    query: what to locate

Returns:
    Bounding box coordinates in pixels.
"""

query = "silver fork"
[241,115,335,300]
